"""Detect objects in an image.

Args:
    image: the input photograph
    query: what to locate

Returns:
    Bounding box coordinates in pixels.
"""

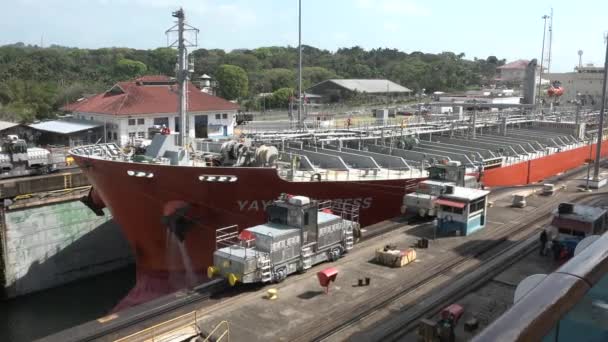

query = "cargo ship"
[71,117,607,310]
[69,9,608,310]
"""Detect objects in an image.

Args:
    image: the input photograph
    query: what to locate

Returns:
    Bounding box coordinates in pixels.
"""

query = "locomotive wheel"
[273,268,287,283]
[329,247,342,262]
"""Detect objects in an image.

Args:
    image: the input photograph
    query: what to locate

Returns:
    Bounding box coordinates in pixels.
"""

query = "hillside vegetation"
[0,43,505,122]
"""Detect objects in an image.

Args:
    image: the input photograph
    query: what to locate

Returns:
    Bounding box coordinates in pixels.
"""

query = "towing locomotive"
[208,194,359,286]
[0,135,57,178]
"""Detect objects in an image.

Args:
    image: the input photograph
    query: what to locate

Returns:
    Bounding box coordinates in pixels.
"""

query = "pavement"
[192,194,569,341]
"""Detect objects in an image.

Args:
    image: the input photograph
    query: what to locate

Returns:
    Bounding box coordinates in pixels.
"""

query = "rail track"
[304,191,608,342]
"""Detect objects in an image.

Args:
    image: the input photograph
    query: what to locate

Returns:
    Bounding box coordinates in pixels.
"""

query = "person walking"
[539,230,548,256]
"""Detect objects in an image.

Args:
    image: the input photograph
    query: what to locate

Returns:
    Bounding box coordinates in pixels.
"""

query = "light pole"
[592,32,608,181]
[297,0,302,129]
[538,15,549,114]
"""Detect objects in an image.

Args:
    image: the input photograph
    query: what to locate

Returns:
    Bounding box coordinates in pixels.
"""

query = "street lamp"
[538,14,550,113]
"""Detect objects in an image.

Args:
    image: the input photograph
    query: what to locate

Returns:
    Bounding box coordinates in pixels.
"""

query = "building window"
[137,118,145,125]
[215,114,221,120]
[128,132,136,138]
[175,119,180,132]
[128,119,136,126]
[222,113,228,119]
[90,116,93,121]
[107,131,112,140]
[153,117,169,126]
[113,132,117,140]
[137,132,145,139]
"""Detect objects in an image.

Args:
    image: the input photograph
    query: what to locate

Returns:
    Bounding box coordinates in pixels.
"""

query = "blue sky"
[1,0,607,72]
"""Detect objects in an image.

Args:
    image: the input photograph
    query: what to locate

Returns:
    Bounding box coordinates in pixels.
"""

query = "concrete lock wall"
[1,200,133,298]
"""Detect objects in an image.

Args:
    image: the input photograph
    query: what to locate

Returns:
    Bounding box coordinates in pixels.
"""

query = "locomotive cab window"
[267,205,288,225]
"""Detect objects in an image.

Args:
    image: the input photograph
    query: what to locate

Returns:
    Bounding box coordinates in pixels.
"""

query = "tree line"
[0,42,505,122]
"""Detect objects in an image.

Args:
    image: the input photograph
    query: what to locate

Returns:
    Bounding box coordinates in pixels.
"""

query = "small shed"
[436,186,490,236]
[28,119,104,147]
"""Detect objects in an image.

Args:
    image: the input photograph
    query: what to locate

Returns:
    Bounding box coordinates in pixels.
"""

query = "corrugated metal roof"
[312,79,412,94]
[28,120,103,135]
[0,120,20,131]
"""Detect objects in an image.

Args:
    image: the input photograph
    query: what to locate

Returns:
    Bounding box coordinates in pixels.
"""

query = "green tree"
[269,87,294,108]
[216,64,249,100]
[115,58,147,79]
[302,66,337,88]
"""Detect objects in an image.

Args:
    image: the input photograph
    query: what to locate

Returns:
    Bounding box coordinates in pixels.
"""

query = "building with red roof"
[62,75,239,146]
[495,59,530,85]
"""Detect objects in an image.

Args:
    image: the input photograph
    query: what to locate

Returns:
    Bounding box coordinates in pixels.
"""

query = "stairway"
[259,255,272,283]
[301,246,313,270]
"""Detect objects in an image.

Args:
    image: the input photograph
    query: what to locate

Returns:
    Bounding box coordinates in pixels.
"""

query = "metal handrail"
[473,232,608,342]
[203,320,230,342]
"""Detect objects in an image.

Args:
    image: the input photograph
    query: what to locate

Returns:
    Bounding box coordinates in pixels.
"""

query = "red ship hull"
[72,140,608,309]
[73,155,423,309]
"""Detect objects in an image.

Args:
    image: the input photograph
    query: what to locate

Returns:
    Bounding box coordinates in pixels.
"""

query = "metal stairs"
[345,226,354,251]
[301,246,313,270]
[259,255,272,282]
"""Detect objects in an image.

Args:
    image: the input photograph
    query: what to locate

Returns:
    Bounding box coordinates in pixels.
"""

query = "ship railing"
[472,232,608,342]
[307,167,414,182]
[215,225,240,250]
[319,200,361,223]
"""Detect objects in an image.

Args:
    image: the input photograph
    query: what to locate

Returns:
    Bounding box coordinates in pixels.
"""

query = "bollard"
[358,279,364,286]
[266,288,278,300]
[365,277,371,286]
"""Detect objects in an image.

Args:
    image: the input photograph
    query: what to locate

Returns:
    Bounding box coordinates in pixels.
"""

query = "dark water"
[1,265,135,342]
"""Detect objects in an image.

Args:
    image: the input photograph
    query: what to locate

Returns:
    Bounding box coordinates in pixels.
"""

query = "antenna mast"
[547,8,553,73]
[166,8,199,155]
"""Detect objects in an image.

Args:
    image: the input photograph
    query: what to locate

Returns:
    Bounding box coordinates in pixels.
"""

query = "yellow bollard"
[266,288,278,300]
[207,266,218,279]
[228,273,239,287]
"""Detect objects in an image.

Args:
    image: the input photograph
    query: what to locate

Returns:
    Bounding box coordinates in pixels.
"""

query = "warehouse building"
[306,79,412,103]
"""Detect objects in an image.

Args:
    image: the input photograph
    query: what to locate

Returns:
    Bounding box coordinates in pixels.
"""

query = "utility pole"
[297,0,303,129]
[593,32,608,181]
[538,15,549,112]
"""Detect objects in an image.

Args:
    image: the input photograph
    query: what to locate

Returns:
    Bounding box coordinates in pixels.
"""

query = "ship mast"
[166,8,199,157]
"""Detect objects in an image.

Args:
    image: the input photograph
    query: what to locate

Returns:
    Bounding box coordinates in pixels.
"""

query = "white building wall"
[73,110,237,146]
[546,71,604,104]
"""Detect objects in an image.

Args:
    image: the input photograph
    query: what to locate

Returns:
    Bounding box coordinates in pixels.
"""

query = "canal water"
[1,265,135,342]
